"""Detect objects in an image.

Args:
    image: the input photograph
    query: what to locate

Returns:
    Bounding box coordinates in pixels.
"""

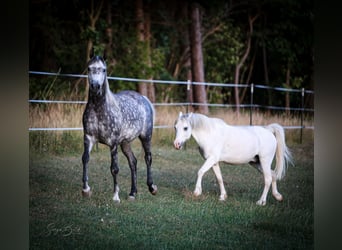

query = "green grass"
[29,132,313,249]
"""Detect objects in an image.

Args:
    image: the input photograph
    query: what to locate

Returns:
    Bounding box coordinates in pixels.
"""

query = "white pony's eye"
[184,127,188,131]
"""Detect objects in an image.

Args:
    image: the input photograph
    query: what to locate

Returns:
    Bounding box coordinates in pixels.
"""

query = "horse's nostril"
[90,83,99,90]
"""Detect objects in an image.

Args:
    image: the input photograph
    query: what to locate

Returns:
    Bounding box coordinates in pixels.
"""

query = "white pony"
[173,112,293,206]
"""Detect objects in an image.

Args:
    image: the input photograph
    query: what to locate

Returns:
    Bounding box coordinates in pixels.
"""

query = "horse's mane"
[188,113,228,131]
[189,113,212,130]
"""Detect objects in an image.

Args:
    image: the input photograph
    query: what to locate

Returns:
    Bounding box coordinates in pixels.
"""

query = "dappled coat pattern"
[81,55,157,202]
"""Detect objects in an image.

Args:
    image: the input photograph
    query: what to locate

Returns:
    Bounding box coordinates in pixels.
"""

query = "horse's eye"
[184,127,188,131]
[88,67,91,71]
[102,69,106,73]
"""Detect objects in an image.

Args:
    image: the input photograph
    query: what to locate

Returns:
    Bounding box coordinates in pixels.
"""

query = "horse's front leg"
[110,145,120,203]
[194,156,217,197]
[212,163,227,201]
[82,135,94,197]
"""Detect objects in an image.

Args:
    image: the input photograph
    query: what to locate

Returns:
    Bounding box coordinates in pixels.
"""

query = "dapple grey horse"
[82,55,157,202]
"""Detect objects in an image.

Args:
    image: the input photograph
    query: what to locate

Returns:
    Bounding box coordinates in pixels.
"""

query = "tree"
[189,2,208,114]
[85,0,104,62]
[29,0,313,111]
[234,13,259,116]
[135,0,155,102]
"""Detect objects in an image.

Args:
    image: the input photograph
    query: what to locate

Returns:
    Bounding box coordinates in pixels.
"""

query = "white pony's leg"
[256,158,273,206]
[194,157,217,197]
[113,184,120,203]
[271,170,283,201]
[212,163,227,201]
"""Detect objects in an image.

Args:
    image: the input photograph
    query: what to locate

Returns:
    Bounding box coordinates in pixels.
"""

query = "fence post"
[250,83,254,125]
[300,88,305,143]
[184,80,192,151]
[187,80,191,114]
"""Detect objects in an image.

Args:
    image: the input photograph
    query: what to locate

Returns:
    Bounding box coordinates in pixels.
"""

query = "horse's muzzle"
[174,140,183,150]
[90,83,102,94]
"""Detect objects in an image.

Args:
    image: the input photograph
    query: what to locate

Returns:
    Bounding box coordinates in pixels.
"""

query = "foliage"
[29,0,313,107]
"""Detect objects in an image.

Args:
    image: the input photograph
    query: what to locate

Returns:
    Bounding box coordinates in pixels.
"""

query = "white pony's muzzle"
[173,140,183,150]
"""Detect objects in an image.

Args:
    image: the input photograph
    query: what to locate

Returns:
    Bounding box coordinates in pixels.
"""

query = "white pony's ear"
[188,112,193,118]
[179,112,183,118]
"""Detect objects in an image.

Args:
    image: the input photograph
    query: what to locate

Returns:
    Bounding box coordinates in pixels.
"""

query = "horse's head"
[173,112,193,150]
[87,56,107,95]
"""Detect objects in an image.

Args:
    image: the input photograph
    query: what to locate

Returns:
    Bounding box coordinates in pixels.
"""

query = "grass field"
[29,126,313,249]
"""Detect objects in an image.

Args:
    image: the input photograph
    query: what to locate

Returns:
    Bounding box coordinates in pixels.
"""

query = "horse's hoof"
[256,200,266,206]
[82,190,92,197]
[274,193,283,201]
[193,190,201,197]
[128,195,136,201]
[150,184,158,195]
[113,197,121,203]
[219,194,227,201]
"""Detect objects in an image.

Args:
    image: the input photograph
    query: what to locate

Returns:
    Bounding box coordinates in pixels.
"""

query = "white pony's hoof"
[273,193,283,201]
[256,200,266,206]
[193,188,202,197]
[219,194,227,201]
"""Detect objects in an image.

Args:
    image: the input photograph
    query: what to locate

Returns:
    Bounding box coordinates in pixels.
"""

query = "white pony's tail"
[267,123,294,180]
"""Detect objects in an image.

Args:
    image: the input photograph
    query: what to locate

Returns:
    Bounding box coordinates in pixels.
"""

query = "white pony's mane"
[186,113,226,131]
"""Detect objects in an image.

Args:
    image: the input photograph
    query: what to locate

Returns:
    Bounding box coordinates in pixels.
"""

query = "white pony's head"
[173,112,193,150]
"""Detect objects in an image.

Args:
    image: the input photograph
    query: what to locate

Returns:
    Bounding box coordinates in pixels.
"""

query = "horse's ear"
[179,112,183,118]
[188,112,193,119]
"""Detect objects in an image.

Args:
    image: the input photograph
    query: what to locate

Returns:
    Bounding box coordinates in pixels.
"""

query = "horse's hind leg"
[256,158,273,206]
[139,136,157,195]
[120,142,138,200]
[271,170,283,201]
[110,145,121,203]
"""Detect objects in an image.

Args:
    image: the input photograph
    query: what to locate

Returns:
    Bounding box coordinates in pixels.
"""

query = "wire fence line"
[27,100,313,112]
[28,125,313,132]
[29,70,314,139]
[29,70,314,94]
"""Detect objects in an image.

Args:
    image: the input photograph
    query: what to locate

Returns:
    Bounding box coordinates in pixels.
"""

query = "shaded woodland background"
[29,0,313,114]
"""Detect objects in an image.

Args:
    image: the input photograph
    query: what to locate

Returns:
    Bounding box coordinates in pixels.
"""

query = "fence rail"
[29,71,314,142]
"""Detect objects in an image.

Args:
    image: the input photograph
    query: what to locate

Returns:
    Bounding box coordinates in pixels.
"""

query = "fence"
[29,71,314,142]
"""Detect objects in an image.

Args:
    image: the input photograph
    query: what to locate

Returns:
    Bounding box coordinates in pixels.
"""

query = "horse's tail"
[266,123,293,180]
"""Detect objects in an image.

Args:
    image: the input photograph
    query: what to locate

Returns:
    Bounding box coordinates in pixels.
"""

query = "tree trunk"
[181,1,193,107]
[136,0,148,97]
[262,39,273,106]
[105,0,112,60]
[85,0,104,100]
[189,2,208,114]
[86,0,104,62]
[144,4,155,102]
[239,47,256,104]
[285,62,291,115]
[135,0,155,102]
[234,14,258,116]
